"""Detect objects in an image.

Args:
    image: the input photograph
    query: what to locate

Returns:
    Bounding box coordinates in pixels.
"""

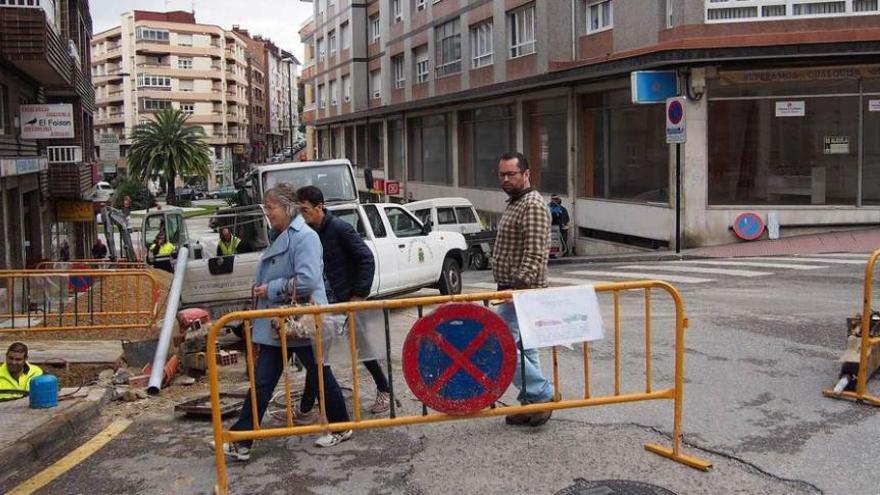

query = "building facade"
[300,0,880,253]
[91,10,251,189]
[1,0,96,268]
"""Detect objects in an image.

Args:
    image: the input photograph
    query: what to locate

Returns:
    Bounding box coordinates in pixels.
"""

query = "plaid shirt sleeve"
[514,194,550,286]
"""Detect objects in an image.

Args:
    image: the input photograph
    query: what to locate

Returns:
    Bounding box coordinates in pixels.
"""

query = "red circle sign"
[733,212,765,241]
[402,303,516,415]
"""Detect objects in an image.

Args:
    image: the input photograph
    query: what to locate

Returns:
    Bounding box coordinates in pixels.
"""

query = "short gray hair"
[264,183,300,219]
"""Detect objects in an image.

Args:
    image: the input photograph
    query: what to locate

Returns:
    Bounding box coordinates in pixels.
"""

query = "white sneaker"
[208,438,252,461]
[314,429,353,448]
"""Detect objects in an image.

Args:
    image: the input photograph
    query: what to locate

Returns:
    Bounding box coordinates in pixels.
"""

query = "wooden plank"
[0,340,123,365]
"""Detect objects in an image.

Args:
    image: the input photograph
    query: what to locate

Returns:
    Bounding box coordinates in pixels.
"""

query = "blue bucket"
[29,374,59,409]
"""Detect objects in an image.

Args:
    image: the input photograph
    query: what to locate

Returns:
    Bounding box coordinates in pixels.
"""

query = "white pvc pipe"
[147,246,188,395]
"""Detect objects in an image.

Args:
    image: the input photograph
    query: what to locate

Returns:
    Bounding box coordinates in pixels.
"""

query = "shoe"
[208,439,252,461]
[314,429,353,448]
[504,413,531,426]
[528,410,552,427]
[368,391,391,414]
[294,407,319,425]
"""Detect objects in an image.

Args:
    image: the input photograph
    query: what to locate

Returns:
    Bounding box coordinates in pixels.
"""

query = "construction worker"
[217,228,241,257]
[147,231,175,272]
[0,342,43,400]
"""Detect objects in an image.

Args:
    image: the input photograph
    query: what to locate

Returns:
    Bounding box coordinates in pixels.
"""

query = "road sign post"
[666,97,687,254]
[402,303,517,415]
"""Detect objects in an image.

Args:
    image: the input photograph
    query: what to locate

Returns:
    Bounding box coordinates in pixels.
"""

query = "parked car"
[175,186,196,201]
[208,186,237,200]
[405,198,494,270]
[90,181,114,203]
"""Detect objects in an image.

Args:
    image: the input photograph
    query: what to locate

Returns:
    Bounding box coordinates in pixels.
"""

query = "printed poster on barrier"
[513,285,604,350]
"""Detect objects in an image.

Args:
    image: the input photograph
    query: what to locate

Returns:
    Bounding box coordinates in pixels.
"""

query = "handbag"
[267,280,318,341]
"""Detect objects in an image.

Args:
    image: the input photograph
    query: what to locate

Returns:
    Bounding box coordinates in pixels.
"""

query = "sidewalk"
[0,386,113,485]
[550,227,880,265]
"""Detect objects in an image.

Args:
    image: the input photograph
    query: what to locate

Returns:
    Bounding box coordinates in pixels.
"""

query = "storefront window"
[408,114,451,185]
[525,98,568,195]
[459,105,515,189]
[708,77,860,205]
[389,119,404,180]
[369,122,384,170]
[863,79,880,205]
[579,88,668,203]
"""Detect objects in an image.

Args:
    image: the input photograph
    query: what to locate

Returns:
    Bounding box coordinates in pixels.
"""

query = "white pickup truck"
[177,159,468,320]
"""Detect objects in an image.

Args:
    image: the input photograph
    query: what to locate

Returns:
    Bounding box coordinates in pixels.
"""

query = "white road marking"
[740,256,865,265]
[567,270,713,284]
[675,260,824,270]
[620,264,771,277]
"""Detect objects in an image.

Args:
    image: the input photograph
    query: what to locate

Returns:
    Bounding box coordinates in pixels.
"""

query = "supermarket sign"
[20,104,75,139]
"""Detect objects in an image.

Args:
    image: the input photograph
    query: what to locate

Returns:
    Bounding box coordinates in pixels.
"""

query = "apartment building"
[301,0,880,253]
[91,10,251,188]
[0,0,97,268]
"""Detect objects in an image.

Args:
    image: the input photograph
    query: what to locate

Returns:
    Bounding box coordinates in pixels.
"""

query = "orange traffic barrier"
[35,260,147,270]
[206,281,711,494]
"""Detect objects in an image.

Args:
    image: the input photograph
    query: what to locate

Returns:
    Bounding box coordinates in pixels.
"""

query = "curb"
[0,387,113,486]
[549,252,707,266]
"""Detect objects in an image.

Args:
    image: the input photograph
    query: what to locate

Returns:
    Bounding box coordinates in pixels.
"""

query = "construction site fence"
[207,280,712,494]
[0,269,161,334]
[34,260,147,271]
[823,248,880,407]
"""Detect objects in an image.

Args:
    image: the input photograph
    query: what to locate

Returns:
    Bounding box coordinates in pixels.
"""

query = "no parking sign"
[402,304,517,415]
[68,263,93,292]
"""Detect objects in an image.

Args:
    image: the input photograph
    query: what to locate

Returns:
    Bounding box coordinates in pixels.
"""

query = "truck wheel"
[471,249,490,271]
[439,257,462,295]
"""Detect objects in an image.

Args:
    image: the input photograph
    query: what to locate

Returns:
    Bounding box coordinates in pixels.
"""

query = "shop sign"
[824,136,850,155]
[775,101,805,117]
[20,104,75,139]
[0,157,48,177]
[719,64,880,86]
[98,134,121,161]
[56,201,95,222]
[869,100,880,112]
[630,71,679,104]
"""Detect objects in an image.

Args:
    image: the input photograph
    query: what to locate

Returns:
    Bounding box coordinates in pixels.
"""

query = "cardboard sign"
[514,285,605,350]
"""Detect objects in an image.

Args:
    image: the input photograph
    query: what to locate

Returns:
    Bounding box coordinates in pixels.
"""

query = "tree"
[127,108,212,205]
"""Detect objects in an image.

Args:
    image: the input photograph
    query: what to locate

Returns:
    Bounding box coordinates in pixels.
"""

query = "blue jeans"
[231,345,349,447]
[497,302,555,404]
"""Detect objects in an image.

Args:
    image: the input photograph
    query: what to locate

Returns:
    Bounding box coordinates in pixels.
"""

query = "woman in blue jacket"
[216,183,352,461]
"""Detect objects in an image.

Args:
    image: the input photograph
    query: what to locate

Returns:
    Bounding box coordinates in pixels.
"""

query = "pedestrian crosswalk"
[463,252,873,291]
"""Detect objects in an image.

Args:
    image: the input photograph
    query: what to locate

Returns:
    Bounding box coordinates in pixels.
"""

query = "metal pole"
[675,143,681,254]
[147,247,188,394]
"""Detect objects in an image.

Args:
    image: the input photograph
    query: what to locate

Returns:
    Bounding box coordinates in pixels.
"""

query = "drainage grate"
[556,479,677,495]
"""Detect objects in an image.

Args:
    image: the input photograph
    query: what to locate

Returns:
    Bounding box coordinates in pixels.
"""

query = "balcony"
[47,146,83,164]
[47,147,91,200]
[0,7,71,86]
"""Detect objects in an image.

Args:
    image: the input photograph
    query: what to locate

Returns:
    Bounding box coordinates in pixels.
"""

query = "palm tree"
[127,108,212,205]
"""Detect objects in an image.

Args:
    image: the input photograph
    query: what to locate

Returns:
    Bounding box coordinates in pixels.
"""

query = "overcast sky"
[90,0,313,61]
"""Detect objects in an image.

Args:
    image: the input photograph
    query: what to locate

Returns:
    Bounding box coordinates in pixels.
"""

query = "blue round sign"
[733,212,765,241]
[68,263,93,292]
[668,100,684,125]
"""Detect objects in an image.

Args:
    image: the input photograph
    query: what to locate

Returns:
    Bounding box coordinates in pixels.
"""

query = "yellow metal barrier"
[35,260,147,270]
[0,269,161,334]
[207,281,711,494]
[823,248,880,406]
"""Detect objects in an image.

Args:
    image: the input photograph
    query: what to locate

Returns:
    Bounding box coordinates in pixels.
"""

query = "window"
[328,30,337,56]
[0,84,8,135]
[525,98,568,195]
[414,45,429,83]
[136,27,170,42]
[434,19,461,77]
[333,209,368,238]
[137,74,172,88]
[371,70,381,99]
[181,103,194,115]
[370,14,380,43]
[509,4,536,58]
[141,99,172,111]
[179,79,194,91]
[340,21,351,49]
[389,119,404,180]
[666,0,674,28]
[455,207,477,224]
[329,79,338,105]
[342,74,351,102]
[408,114,451,185]
[392,54,405,89]
[437,207,456,224]
[392,0,403,21]
[318,84,326,108]
[385,207,424,237]
[459,105,515,188]
[317,37,325,62]
[470,21,493,69]
[413,209,431,226]
[177,33,193,46]
[363,204,387,238]
[587,0,613,33]
[178,57,193,69]
[414,0,426,11]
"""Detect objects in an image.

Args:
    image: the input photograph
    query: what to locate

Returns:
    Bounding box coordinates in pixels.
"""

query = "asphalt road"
[6,253,879,495]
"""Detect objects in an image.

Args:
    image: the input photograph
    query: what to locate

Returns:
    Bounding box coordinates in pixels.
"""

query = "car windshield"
[260,164,356,202]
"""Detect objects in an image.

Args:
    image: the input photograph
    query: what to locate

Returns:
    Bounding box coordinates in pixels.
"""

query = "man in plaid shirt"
[493,152,554,427]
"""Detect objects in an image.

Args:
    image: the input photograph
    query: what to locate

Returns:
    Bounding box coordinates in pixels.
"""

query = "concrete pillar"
[682,93,709,248]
